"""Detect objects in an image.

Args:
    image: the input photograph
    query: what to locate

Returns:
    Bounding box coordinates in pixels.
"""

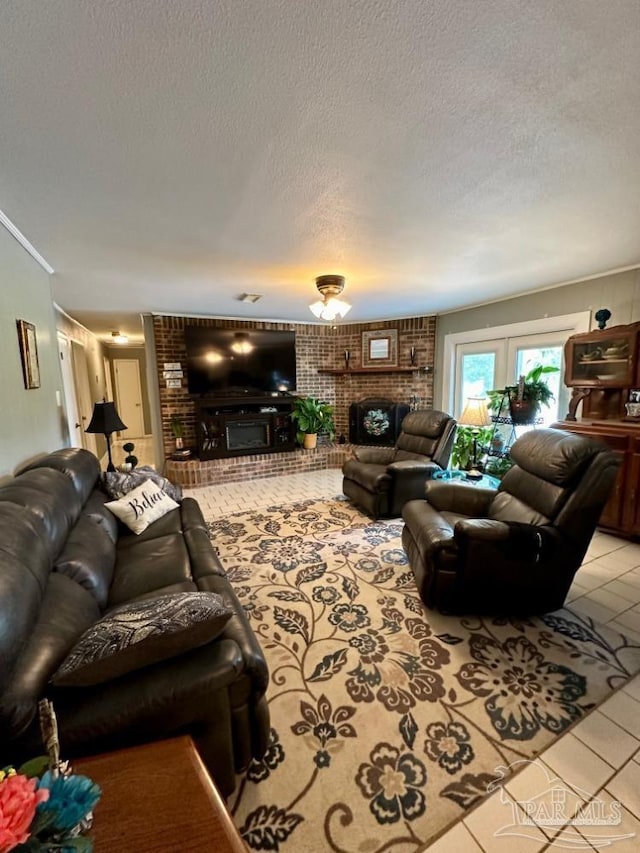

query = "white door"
[443,312,590,418]
[104,356,114,401]
[453,340,507,417]
[70,341,97,454]
[454,335,565,423]
[57,332,83,447]
[114,359,145,438]
[507,333,566,425]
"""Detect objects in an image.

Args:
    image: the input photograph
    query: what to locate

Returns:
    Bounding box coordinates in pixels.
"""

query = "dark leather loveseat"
[0,448,268,795]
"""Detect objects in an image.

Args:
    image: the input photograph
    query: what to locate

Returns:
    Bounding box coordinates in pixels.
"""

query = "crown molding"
[0,207,54,274]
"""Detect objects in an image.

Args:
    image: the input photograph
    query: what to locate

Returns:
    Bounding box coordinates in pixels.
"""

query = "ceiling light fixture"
[309,275,351,322]
[111,331,129,345]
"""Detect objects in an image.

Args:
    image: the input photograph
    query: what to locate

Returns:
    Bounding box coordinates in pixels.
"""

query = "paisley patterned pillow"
[104,466,183,503]
[52,592,232,687]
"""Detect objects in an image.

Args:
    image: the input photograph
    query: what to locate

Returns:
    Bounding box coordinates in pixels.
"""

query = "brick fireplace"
[153,314,436,484]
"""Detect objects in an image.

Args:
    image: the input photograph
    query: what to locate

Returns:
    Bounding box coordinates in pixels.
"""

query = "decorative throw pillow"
[105,479,179,534]
[103,466,183,503]
[51,592,233,687]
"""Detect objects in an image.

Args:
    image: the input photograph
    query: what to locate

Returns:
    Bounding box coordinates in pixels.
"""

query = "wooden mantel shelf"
[318,367,429,375]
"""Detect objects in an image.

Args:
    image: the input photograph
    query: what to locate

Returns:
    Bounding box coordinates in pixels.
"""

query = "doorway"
[70,340,97,454]
[57,332,81,447]
[113,358,146,439]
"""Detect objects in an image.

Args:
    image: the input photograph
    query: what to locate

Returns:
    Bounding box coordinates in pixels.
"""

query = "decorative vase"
[175,436,184,450]
[303,433,318,449]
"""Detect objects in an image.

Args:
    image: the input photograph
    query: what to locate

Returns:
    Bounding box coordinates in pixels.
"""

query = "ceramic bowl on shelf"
[602,345,628,359]
[597,373,619,381]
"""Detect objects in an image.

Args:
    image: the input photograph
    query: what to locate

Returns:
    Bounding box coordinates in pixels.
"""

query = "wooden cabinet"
[558,321,640,536]
[553,420,640,537]
[563,322,640,420]
[622,438,640,533]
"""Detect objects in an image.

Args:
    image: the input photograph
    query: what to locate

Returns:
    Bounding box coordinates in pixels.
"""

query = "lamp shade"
[309,296,352,321]
[458,396,491,428]
[85,401,127,435]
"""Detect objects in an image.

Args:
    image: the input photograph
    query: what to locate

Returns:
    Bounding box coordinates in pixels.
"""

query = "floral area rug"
[206,497,640,852]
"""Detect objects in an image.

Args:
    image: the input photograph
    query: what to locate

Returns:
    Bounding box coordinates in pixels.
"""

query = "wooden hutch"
[553,321,640,537]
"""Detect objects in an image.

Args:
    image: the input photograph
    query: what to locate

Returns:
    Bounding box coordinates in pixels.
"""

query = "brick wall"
[153,314,436,459]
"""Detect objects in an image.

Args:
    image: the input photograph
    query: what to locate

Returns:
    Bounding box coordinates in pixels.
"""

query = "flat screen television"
[184,327,297,395]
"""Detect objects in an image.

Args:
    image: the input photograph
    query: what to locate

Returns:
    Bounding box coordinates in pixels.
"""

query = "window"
[513,342,564,426]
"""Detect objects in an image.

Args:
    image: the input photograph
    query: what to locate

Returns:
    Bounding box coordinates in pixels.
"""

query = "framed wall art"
[362,329,398,368]
[16,319,40,389]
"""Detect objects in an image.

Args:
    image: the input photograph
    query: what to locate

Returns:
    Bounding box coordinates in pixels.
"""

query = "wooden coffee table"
[75,737,247,852]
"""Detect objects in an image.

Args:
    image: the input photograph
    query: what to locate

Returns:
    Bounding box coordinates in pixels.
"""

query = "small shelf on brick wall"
[318,367,427,375]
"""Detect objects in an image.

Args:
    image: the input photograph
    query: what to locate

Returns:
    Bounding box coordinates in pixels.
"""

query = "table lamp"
[85,401,127,472]
[458,396,491,480]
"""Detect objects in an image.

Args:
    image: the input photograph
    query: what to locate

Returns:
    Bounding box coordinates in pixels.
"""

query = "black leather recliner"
[342,410,456,518]
[401,428,620,614]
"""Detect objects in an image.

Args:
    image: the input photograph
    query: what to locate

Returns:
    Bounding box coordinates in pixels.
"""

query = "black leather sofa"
[0,448,269,795]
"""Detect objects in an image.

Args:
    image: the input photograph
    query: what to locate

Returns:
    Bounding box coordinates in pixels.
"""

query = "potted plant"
[290,396,335,449]
[488,364,559,425]
[451,425,493,472]
[484,454,514,480]
[170,414,185,449]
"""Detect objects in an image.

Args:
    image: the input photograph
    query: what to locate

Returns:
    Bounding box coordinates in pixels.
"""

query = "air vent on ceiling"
[238,293,262,303]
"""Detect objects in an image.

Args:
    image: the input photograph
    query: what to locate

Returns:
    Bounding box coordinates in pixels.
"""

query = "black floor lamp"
[85,401,127,472]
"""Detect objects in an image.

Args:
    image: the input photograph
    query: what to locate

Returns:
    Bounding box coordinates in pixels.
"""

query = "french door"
[444,312,591,425]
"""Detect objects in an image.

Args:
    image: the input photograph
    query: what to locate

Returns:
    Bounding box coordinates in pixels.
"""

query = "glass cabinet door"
[565,328,636,387]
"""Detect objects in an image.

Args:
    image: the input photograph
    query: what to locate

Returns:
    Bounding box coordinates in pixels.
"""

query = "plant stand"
[485,391,542,470]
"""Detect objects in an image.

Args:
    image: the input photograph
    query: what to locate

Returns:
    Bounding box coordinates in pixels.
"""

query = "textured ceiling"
[1,0,639,344]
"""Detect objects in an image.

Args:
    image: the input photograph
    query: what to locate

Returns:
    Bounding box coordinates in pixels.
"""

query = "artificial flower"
[36,771,101,833]
[0,772,49,853]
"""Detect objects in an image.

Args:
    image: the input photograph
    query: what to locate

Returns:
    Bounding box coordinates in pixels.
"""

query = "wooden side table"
[75,737,247,852]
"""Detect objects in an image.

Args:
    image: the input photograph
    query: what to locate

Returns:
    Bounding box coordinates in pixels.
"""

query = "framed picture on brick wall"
[362,329,398,368]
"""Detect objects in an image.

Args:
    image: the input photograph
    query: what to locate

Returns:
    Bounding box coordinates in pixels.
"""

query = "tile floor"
[188,469,640,850]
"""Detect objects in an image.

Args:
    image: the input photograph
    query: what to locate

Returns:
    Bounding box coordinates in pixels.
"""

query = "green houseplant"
[451,425,493,472]
[488,364,559,425]
[290,397,335,449]
[170,414,184,449]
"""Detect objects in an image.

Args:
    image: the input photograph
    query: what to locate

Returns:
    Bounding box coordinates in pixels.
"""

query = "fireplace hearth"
[349,398,410,445]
